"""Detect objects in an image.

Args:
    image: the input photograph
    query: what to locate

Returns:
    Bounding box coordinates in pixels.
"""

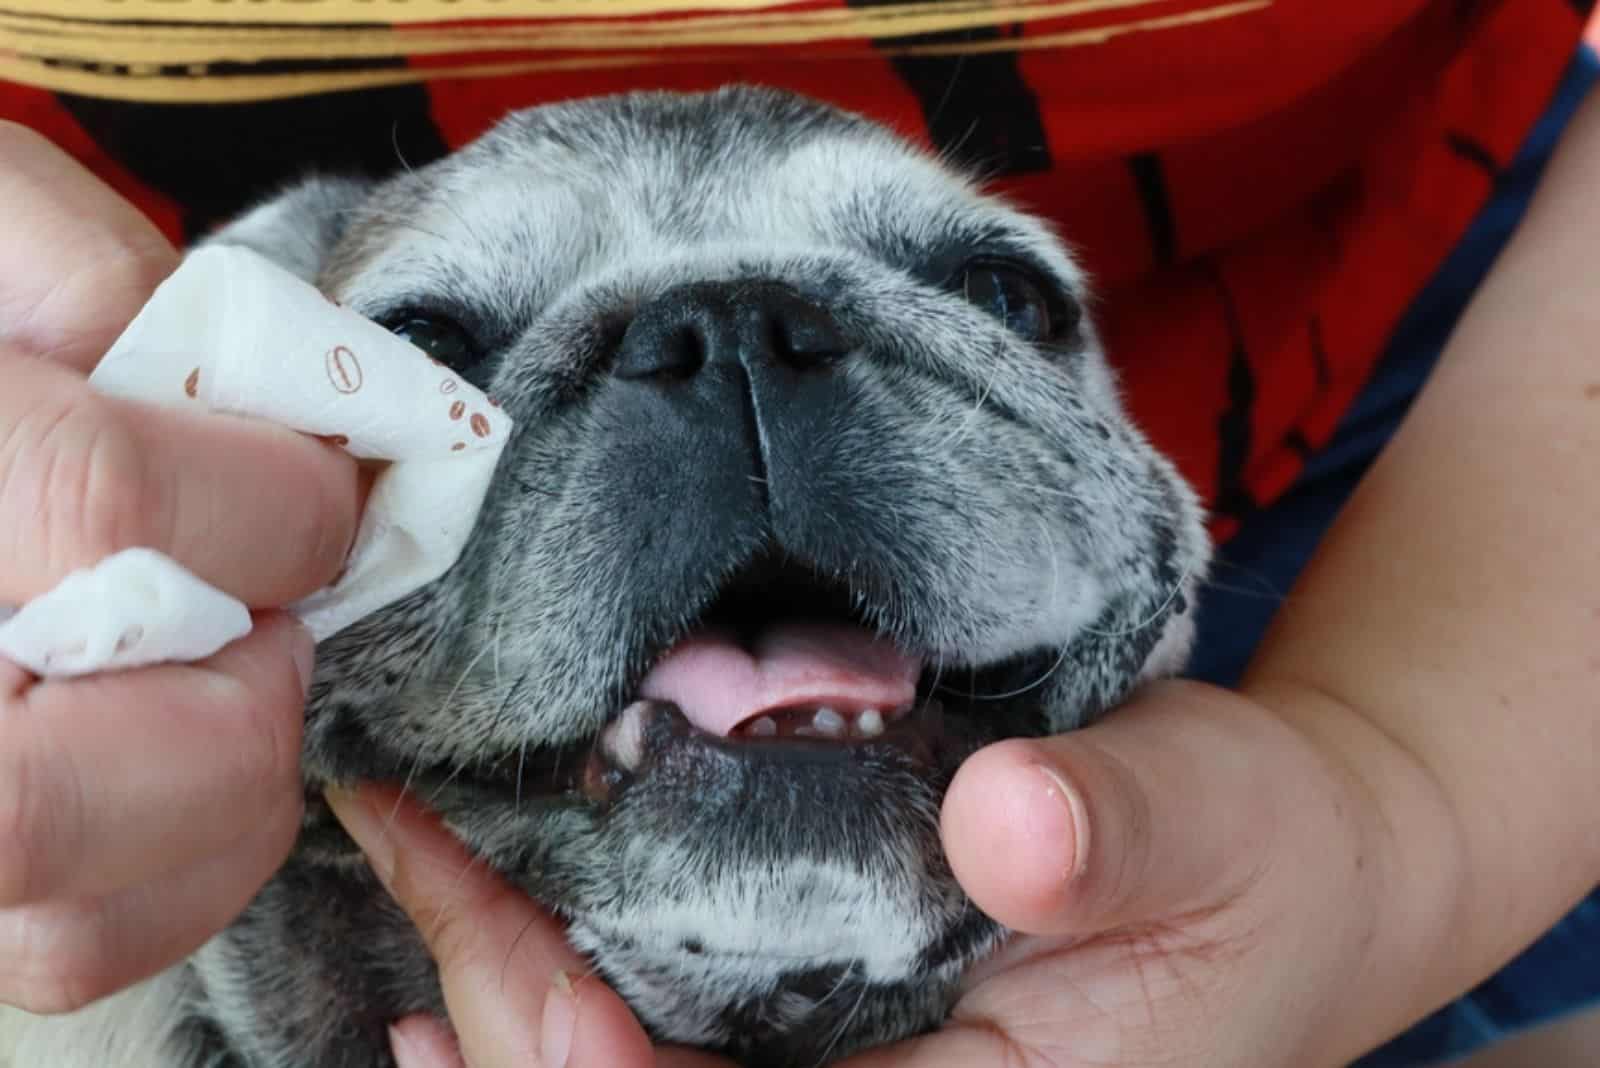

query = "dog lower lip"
[575,696,948,805]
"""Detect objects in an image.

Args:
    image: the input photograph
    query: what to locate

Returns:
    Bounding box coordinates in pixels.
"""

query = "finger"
[942,680,1299,937]
[0,790,301,1015]
[391,1015,468,1068]
[0,351,362,606]
[387,1016,738,1068]
[328,785,657,1068]
[0,121,177,371]
[0,614,313,907]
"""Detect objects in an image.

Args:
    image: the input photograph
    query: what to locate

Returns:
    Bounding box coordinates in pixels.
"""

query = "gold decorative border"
[0,0,1175,62]
[2,0,878,25]
[0,0,1271,102]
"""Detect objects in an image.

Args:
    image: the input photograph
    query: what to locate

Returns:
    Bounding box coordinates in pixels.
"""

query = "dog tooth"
[812,707,847,736]
[856,708,885,737]
[747,716,778,738]
[601,700,651,770]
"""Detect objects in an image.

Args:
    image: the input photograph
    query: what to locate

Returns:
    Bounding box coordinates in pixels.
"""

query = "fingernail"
[1032,763,1091,882]
[288,621,316,696]
[541,971,576,1068]
[325,785,396,886]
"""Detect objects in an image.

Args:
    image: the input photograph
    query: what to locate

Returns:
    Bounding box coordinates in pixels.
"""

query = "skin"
[5,74,1599,1065]
[333,80,1600,1068]
[0,122,363,1015]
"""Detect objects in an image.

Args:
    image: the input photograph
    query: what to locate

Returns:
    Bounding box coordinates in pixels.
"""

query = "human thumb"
[940,680,1287,937]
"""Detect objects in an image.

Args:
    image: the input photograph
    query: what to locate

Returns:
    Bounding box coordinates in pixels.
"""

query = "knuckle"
[0,768,38,907]
[68,407,165,563]
[203,666,304,814]
[391,862,489,971]
[35,398,168,567]
[292,453,359,589]
[255,721,306,822]
[83,227,177,324]
[248,657,308,781]
[0,738,61,907]
[417,898,479,968]
[394,856,528,980]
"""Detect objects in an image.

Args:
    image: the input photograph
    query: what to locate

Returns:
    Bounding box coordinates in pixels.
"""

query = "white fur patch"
[0,968,186,1068]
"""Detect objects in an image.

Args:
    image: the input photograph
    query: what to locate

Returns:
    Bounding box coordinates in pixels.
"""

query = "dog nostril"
[614,315,708,381]
[612,282,851,382]
[769,299,849,371]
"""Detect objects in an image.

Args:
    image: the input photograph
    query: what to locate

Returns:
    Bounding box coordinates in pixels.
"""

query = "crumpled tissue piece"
[0,548,252,677]
[0,244,514,678]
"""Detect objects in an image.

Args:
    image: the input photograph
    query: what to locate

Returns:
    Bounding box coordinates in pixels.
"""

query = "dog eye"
[960,260,1068,343]
[387,314,484,373]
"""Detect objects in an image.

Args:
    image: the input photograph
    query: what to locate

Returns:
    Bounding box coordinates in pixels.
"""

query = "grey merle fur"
[34,86,1210,1067]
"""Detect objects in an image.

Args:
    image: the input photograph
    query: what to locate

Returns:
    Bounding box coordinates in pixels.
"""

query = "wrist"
[1242,677,1474,1065]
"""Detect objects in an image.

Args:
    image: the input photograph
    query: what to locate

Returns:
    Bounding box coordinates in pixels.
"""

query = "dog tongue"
[636,622,921,737]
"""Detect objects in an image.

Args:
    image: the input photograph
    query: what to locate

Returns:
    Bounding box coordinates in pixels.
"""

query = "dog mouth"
[635,619,921,741]
[571,552,1042,804]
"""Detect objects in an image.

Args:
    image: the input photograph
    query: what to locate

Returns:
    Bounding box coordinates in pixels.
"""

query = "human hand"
[329,677,1425,1068]
[0,122,364,1013]
[889,678,1401,1068]
[326,784,734,1068]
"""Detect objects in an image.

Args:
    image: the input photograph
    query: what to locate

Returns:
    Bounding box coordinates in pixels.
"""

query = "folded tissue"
[0,245,513,678]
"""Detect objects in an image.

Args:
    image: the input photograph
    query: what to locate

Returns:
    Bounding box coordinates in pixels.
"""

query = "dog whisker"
[439,630,496,711]
[1080,552,1202,640]
[931,335,1006,454]
[940,639,1074,703]
[814,968,872,1068]
[391,120,491,252]
[333,204,454,246]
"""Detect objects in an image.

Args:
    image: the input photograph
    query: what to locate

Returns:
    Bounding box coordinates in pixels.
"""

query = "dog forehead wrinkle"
[770,134,1084,291]
[344,180,609,325]
[461,85,875,237]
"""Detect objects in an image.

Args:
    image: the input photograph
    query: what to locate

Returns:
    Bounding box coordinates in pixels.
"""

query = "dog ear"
[202,175,374,284]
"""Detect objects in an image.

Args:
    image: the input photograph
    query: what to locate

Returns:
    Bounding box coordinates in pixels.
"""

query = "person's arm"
[942,83,1600,1067]
[1239,82,1600,1053]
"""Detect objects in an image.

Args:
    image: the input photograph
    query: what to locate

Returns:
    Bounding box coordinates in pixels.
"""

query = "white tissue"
[0,549,253,677]
[0,245,514,678]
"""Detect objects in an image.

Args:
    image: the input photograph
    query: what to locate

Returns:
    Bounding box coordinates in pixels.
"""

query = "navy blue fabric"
[1183,46,1600,1065]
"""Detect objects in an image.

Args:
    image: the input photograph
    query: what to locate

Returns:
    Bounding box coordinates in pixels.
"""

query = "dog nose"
[613,282,850,381]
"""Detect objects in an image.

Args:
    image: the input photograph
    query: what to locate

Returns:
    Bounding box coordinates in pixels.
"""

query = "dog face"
[209,86,1209,1066]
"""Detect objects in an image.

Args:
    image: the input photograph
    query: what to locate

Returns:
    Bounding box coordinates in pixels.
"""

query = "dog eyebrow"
[818,180,1070,292]
[867,224,1075,299]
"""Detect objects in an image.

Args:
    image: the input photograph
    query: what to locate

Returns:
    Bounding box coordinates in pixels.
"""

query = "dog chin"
[437,569,1178,1066]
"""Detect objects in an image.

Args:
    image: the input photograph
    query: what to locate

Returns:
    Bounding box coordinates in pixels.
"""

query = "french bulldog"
[14,84,1209,1068]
